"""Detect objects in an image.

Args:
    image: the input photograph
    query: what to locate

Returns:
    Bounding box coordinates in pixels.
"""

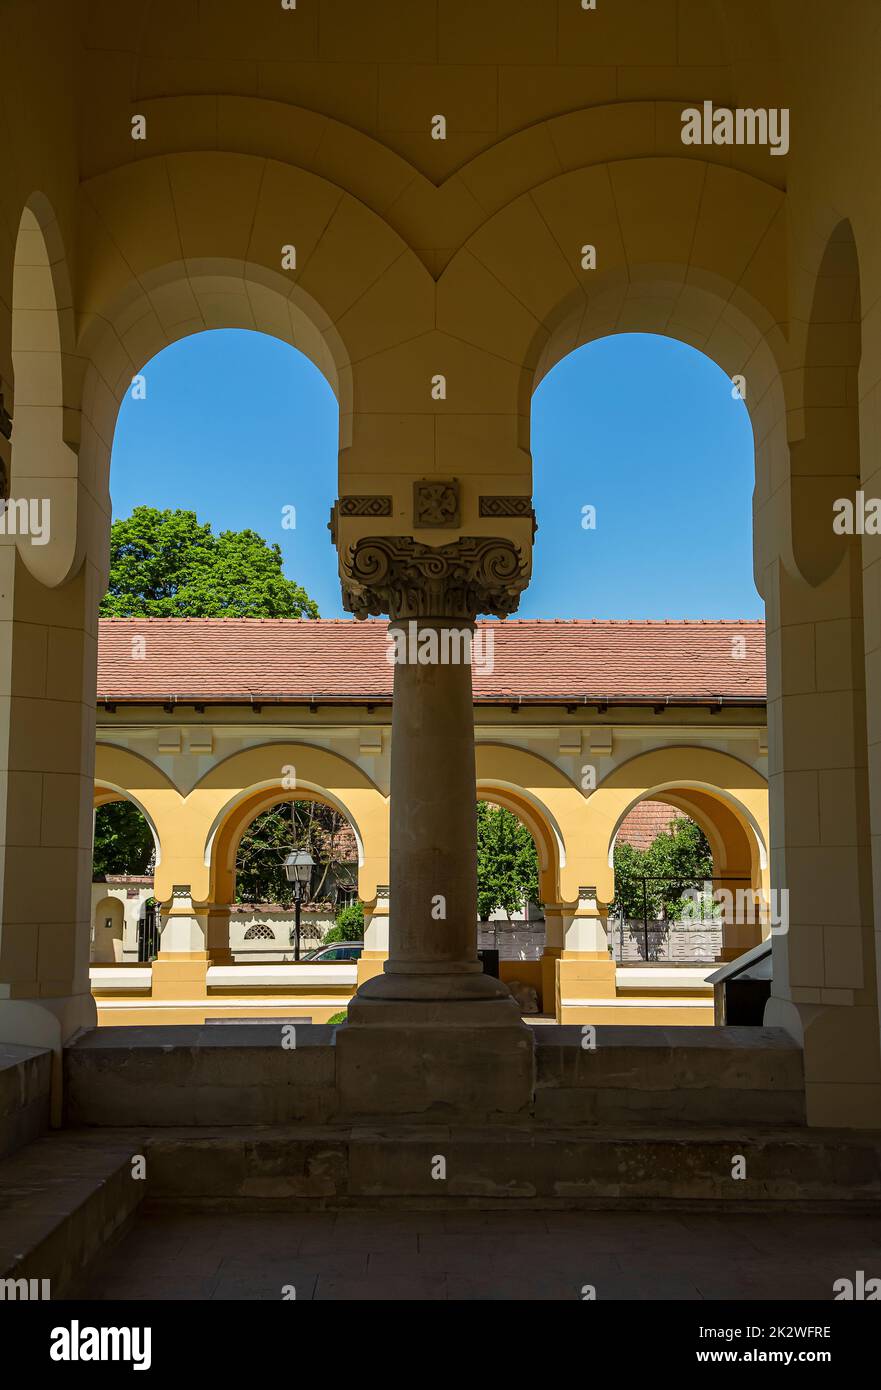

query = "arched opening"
[230,796,360,963]
[207,782,366,965]
[9,196,78,586]
[91,896,124,965]
[92,787,158,965]
[609,793,763,965]
[475,794,545,1016]
[528,332,759,619]
[106,327,341,618]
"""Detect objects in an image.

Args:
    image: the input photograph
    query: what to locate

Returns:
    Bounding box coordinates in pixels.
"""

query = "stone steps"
[134,1124,881,1210]
[3,1113,876,1299]
[0,1133,144,1297]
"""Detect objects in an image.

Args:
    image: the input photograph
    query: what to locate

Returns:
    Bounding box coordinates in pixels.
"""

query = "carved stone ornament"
[328,497,392,545]
[479,495,538,535]
[414,478,460,528]
[342,534,529,621]
[338,495,393,518]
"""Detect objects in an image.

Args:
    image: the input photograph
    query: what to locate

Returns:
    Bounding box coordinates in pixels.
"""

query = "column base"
[0,993,97,1126]
[354,963,516,1006]
[765,995,881,1128]
[337,984,534,1121]
[0,991,96,1048]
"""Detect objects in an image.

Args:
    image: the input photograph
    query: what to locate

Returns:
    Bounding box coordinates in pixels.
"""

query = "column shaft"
[355,620,512,1005]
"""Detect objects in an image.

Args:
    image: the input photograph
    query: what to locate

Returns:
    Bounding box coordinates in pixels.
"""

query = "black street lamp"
[284,849,314,961]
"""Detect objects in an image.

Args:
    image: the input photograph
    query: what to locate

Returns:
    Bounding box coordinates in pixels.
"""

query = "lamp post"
[284,849,314,961]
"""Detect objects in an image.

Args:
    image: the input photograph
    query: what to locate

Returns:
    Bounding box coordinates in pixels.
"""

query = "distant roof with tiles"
[96,618,766,706]
[615,800,683,850]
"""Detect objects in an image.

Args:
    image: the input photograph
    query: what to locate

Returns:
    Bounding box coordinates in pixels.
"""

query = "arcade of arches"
[0,0,880,1137]
[90,615,770,1028]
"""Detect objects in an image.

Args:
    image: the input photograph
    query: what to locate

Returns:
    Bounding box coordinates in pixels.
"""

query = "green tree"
[612,815,713,920]
[93,801,154,877]
[235,801,358,907]
[476,801,540,921]
[100,506,319,618]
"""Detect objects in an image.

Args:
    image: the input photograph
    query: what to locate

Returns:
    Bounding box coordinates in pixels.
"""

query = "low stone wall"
[230,908,336,961]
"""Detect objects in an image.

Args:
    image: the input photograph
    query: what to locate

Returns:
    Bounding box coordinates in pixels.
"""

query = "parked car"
[301,942,363,963]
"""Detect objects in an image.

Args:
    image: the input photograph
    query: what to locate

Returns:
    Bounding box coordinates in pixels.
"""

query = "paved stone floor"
[69,1210,881,1300]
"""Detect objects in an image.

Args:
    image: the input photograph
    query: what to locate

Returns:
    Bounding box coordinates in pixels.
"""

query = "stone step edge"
[137,1126,881,1207]
[0,1138,144,1294]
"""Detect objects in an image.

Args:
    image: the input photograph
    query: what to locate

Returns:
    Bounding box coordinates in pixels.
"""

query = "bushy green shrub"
[323,901,364,944]
[327,1011,348,1025]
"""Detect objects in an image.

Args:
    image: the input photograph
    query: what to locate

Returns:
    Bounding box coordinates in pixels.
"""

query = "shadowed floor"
[68,1210,881,1301]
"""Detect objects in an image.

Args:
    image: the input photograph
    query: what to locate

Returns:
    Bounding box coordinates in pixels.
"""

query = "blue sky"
[110,329,761,620]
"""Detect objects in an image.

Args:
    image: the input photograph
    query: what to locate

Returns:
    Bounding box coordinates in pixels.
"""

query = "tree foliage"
[100,506,319,618]
[93,801,154,877]
[612,815,713,920]
[235,800,358,907]
[476,801,540,921]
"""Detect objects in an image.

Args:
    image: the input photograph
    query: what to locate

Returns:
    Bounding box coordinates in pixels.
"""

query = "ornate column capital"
[341,534,529,621]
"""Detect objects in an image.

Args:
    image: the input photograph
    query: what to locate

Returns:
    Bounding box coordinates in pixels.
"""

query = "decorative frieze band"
[328,496,393,545]
[479,495,536,525]
[341,534,529,621]
[338,495,393,518]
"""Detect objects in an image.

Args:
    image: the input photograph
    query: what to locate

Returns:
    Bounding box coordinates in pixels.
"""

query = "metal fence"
[477,921,545,961]
[137,902,160,962]
[607,916,722,963]
[609,875,750,963]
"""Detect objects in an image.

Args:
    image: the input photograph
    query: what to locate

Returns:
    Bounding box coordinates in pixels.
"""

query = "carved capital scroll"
[341,534,529,621]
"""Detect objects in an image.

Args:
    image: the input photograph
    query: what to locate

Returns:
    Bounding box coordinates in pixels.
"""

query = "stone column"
[362,618,513,1004]
[334,534,535,1118]
[763,557,881,1127]
[0,549,98,1057]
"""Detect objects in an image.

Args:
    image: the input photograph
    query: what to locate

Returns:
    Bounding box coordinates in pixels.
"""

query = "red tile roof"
[616,800,682,850]
[96,618,766,706]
